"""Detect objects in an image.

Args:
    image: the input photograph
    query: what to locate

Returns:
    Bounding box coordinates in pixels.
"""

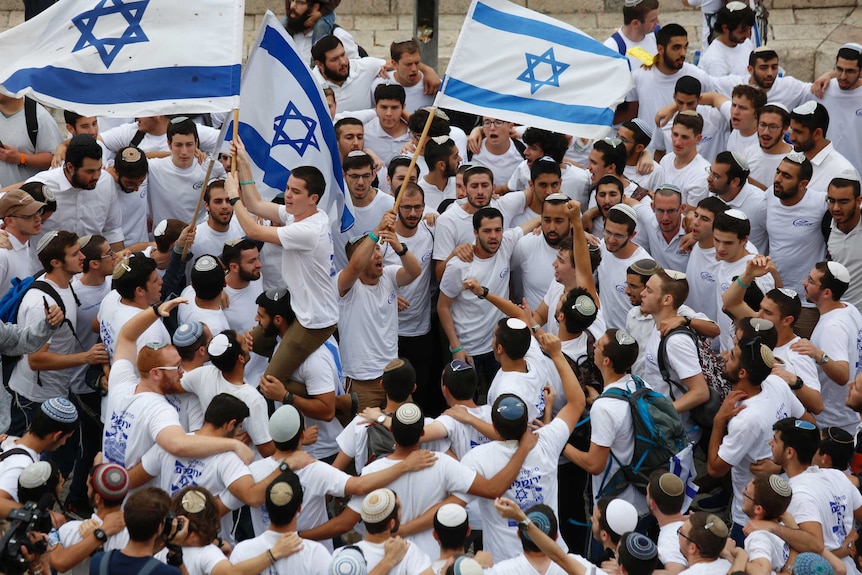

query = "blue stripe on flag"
[1,65,240,104]
[257,24,353,232]
[444,77,614,127]
[473,1,626,61]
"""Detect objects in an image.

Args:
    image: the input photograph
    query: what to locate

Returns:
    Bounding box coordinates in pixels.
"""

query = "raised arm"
[114,297,186,364]
[566,200,598,304]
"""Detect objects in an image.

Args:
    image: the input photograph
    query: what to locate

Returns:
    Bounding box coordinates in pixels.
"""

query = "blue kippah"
[41,397,77,423]
[495,396,526,421]
[329,547,366,575]
[794,553,834,575]
[173,321,204,348]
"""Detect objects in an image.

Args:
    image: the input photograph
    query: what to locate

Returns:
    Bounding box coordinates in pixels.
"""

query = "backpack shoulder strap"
[136,557,164,575]
[98,550,114,575]
[0,447,36,463]
[611,31,627,56]
[24,97,38,149]
[129,130,146,148]
[658,327,696,398]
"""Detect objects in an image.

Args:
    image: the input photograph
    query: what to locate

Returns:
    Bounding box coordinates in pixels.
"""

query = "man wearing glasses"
[0,189,45,298]
[470,117,525,191]
[741,103,792,190]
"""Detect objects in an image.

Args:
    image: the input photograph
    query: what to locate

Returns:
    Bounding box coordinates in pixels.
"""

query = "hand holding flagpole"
[393,108,437,212]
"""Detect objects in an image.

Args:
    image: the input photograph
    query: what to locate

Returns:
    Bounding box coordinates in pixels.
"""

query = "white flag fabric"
[0,0,242,117]
[225,11,354,233]
[434,0,633,139]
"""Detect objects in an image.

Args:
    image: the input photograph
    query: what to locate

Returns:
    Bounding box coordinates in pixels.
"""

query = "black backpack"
[365,421,395,465]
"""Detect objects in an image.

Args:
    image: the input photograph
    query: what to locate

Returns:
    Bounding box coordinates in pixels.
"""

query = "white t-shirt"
[57,514,129,575]
[431,193,527,261]
[487,337,561,422]
[222,279,264,332]
[486,553,573,575]
[657,520,687,569]
[182,544,228,575]
[0,437,38,503]
[685,243,719,321]
[0,102,62,187]
[714,254,775,352]
[100,122,221,155]
[744,530,789,574]
[276,208,338,329]
[603,29,658,71]
[180,365,272,447]
[338,265,400,380]
[820,79,862,175]
[787,466,862,575]
[812,305,862,434]
[658,153,711,207]
[140,435,249,498]
[289,337,344,459]
[629,63,715,138]
[177,285,231,335]
[348,453,477,559]
[829,217,862,313]
[698,38,753,77]
[112,176,150,245]
[0,234,36,299]
[192,218,246,260]
[146,157,226,226]
[98,291,170,361]
[381,222,435,337]
[103,359,181,468]
[742,143,788,190]
[512,232,558,310]
[713,74,813,112]
[458,419,571,562]
[718,183,768,253]
[679,558,732,575]
[439,228,523,355]
[69,279,111,394]
[765,189,827,307]
[624,162,665,196]
[632,203,690,272]
[310,56,387,113]
[718,376,804,526]
[597,242,652,330]
[590,376,650,515]
[726,129,759,157]
[231,530,331,575]
[362,119,412,171]
[472,139,524,187]
[774,336,820,393]
[9,276,80,402]
[434,404,492,459]
[332,190,394,271]
[807,142,856,194]
[418,177,456,212]
[27,167,124,245]
[355,539,431,575]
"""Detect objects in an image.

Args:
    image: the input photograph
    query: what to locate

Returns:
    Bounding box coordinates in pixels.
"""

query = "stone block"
[0,0,19,10]
[336,15,355,29]
[770,0,853,9]
[763,9,795,25]
[769,23,838,41]
[661,10,704,26]
[351,30,377,52]
[793,7,854,24]
[780,48,816,80]
[7,10,22,28]
[353,15,400,31]
[439,14,468,29]
[555,12,598,29]
[528,0,595,13]
[437,28,462,47]
[815,42,843,78]
[827,23,862,46]
[845,7,862,27]
[596,12,620,29]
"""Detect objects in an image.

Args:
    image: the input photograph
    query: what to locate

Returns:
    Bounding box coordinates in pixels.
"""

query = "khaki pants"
[344,376,386,412]
[251,322,337,384]
[793,307,820,340]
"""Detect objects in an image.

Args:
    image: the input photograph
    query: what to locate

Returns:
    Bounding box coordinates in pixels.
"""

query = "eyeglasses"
[345,173,374,181]
[757,122,783,132]
[100,249,116,259]
[603,229,628,242]
[8,208,44,220]
[704,167,724,180]
[482,119,506,128]
[677,527,696,545]
[826,197,854,205]
[399,204,424,213]
[835,65,861,75]
[155,364,183,373]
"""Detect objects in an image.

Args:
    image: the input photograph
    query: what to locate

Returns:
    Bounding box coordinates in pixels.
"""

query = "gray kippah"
[172,321,204,348]
[631,118,653,140]
[19,461,52,489]
[41,397,78,423]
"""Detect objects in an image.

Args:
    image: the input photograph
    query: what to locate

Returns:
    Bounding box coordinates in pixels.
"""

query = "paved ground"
[0,1,858,81]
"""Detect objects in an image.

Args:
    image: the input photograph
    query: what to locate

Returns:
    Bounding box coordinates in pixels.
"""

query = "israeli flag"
[435,0,634,139]
[225,12,354,234]
[0,0,242,117]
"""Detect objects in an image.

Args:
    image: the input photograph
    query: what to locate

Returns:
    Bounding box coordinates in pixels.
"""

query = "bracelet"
[267,549,277,564]
[450,346,464,355]
[736,276,751,289]
[19,153,26,166]
[239,179,255,185]
[368,231,379,243]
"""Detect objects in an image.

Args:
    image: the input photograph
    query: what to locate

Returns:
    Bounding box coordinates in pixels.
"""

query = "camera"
[0,500,53,575]
[162,511,177,537]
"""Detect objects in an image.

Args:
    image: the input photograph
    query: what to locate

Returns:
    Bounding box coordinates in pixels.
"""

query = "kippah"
[730,151,749,171]
[346,150,369,158]
[41,397,78,423]
[615,330,637,346]
[194,255,219,272]
[526,509,552,535]
[753,45,777,54]
[172,321,204,348]
[835,169,861,183]
[19,461,52,489]
[724,208,748,221]
[623,0,644,6]
[436,503,468,527]
[631,118,653,140]
[758,345,775,369]
[153,219,168,237]
[208,333,233,357]
[92,463,129,502]
[609,203,637,226]
[505,318,528,331]
[77,235,93,248]
[495,395,526,421]
[764,101,789,113]
[624,532,657,560]
[748,318,774,333]
[181,490,207,513]
[36,231,59,254]
[452,557,484,575]
[120,147,143,163]
[268,480,296,507]
[793,553,834,575]
[545,193,569,202]
[605,499,638,535]
[703,514,729,538]
[269,405,302,443]
[827,261,851,283]
[330,547,367,575]
[785,150,807,164]
[395,403,422,425]
[656,183,682,195]
[677,109,700,117]
[792,101,818,115]
[630,259,660,276]
[571,294,597,316]
[725,0,747,9]
[777,287,798,299]
[768,474,792,497]
[658,473,685,497]
[361,489,397,523]
[841,43,862,54]
[664,269,686,280]
[430,135,451,145]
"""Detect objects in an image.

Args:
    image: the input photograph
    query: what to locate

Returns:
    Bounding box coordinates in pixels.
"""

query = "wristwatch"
[819,353,831,365]
[93,528,107,543]
[789,376,804,391]
[376,414,387,424]
[518,516,532,529]
[229,196,241,206]
[279,461,291,473]
[396,243,409,257]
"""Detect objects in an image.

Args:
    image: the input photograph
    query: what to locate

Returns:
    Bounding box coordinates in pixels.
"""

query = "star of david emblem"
[272,102,320,156]
[517,47,569,95]
[72,0,150,68]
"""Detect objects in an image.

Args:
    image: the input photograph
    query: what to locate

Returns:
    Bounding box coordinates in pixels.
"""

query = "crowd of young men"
[1,0,862,574]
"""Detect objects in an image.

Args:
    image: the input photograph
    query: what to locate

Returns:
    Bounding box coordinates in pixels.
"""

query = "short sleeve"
[439,260,464,299]
[665,332,702,381]
[140,444,164,476]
